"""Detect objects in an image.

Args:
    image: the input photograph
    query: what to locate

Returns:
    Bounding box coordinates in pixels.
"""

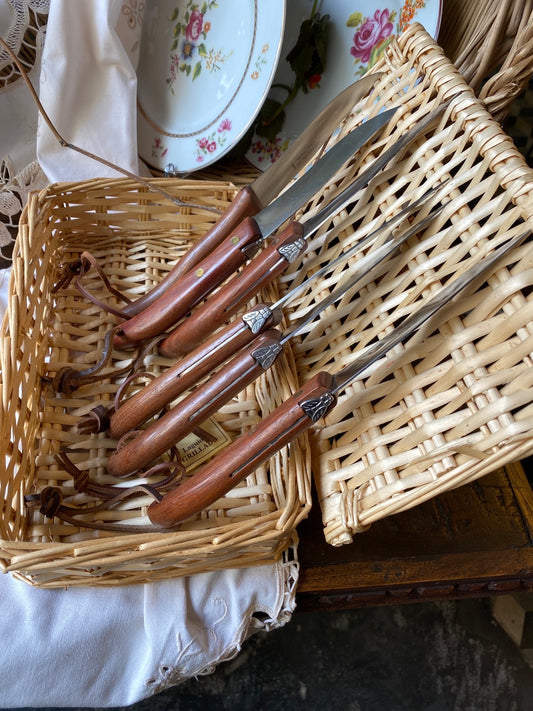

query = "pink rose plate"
[246,0,441,170]
[136,0,285,173]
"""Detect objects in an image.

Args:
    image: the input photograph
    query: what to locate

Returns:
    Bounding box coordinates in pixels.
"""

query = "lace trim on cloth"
[1,1,50,268]
[144,544,300,696]
[0,158,47,268]
[0,0,49,88]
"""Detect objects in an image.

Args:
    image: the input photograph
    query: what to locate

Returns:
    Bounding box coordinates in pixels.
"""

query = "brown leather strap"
[52,250,132,318]
[24,449,188,533]
[25,486,161,532]
[51,328,164,395]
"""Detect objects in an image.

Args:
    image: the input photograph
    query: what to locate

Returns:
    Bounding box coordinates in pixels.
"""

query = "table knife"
[122,74,382,317]
[112,106,399,349]
[106,203,445,477]
[105,187,445,441]
[145,230,529,527]
[157,103,447,358]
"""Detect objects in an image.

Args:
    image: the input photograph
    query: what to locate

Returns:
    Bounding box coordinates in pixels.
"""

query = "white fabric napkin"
[0,0,298,706]
[37,0,142,180]
[0,556,296,707]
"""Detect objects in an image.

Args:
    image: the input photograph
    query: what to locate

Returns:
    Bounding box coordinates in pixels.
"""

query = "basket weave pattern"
[2,23,533,583]
[274,25,533,545]
[439,0,533,113]
[0,180,311,586]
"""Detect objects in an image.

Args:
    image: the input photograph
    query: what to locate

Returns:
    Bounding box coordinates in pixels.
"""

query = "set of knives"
[45,75,527,530]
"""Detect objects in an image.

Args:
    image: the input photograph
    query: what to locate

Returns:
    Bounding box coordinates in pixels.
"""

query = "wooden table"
[296,461,533,610]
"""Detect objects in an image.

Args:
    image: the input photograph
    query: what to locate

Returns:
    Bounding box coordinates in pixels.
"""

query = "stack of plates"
[136,0,441,173]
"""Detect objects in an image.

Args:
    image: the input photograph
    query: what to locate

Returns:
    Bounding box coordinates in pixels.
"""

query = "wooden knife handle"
[106,330,285,478]
[108,303,283,440]
[122,186,263,316]
[147,371,337,528]
[113,216,263,348]
[158,221,306,358]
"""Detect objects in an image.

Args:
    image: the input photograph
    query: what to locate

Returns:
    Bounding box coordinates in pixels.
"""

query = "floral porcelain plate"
[136,0,285,173]
[246,0,441,169]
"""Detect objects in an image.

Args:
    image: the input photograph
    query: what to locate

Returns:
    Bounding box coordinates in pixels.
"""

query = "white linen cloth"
[0,560,296,707]
[37,0,142,180]
[0,1,298,706]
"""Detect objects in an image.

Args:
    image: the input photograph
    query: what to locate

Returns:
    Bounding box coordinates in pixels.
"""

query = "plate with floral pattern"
[245,0,441,170]
[136,0,285,173]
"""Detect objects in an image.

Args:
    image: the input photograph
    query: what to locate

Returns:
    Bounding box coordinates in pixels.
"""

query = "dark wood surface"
[296,461,533,610]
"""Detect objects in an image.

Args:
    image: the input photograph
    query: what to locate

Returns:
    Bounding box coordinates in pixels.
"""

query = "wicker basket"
[439,0,533,122]
[268,24,533,545]
[3,22,533,584]
[0,179,311,586]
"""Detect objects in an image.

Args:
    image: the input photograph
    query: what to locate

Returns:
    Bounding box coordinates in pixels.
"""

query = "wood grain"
[296,461,533,609]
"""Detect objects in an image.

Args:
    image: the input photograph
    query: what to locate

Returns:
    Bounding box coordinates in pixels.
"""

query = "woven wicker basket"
[273,24,533,545]
[2,22,533,584]
[0,179,311,586]
[439,0,533,122]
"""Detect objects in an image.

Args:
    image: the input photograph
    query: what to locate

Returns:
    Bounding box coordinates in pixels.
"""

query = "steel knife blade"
[122,74,383,316]
[114,106,398,348]
[157,103,448,357]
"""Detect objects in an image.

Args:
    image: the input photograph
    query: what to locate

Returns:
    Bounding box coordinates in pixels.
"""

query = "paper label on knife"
[177,417,231,472]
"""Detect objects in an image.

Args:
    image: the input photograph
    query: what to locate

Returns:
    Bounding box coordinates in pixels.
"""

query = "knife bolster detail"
[251,340,283,370]
[242,304,277,334]
[300,391,337,422]
[278,237,307,263]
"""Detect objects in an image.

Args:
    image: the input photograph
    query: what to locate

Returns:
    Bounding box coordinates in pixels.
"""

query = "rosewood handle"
[113,216,263,348]
[158,221,306,358]
[106,330,285,478]
[108,303,283,440]
[122,186,263,316]
[147,371,337,528]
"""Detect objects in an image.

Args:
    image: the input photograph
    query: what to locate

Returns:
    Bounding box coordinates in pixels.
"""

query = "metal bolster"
[278,237,306,263]
[242,305,274,334]
[240,239,263,261]
[251,342,283,370]
[300,392,336,422]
